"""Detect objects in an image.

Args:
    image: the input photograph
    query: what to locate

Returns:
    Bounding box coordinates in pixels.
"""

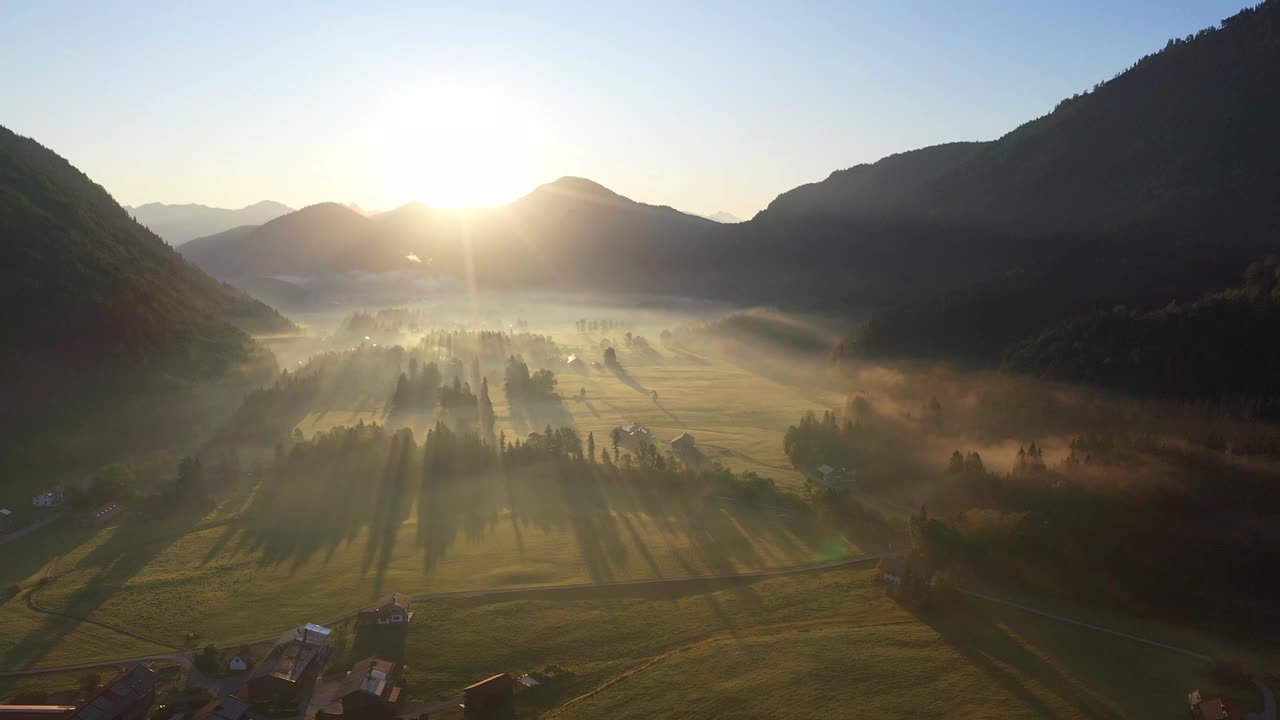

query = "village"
[0,592,530,720]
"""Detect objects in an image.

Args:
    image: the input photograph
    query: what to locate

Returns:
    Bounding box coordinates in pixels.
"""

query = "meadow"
[321,566,1249,720]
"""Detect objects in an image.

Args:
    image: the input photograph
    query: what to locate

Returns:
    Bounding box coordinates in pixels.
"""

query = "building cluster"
[0,588,529,720]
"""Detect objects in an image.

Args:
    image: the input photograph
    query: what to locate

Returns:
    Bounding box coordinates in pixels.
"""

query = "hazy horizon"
[1,0,1247,220]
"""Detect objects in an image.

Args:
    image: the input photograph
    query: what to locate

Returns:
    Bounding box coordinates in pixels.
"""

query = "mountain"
[699,211,743,224]
[181,3,1280,312]
[845,3,1280,394]
[180,177,720,300]
[738,3,1280,299]
[0,126,294,465]
[125,200,293,245]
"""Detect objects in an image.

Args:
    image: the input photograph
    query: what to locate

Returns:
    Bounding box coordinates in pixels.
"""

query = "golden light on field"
[375,83,544,208]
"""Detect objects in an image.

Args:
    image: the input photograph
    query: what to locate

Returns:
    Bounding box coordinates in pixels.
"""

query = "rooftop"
[68,666,158,720]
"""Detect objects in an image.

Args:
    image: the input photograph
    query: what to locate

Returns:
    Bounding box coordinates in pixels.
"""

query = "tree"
[603,346,618,367]
[586,431,596,463]
[478,377,496,439]
[196,644,219,673]
[89,464,135,505]
[176,456,207,498]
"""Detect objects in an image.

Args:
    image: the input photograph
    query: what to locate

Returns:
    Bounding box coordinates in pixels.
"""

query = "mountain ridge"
[126,199,293,245]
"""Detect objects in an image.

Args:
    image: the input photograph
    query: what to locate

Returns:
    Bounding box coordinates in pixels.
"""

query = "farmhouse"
[461,674,514,720]
[356,592,413,626]
[565,354,586,373]
[245,624,332,707]
[614,423,654,451]
[317,657,403,720]
[32,488,63,508]
[227,647,255,672]
[669,433,696,453]
[66,665,158,720]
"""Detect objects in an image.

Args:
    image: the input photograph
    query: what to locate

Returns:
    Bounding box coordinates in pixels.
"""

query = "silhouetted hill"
[126,199,292,245]
[179,177,719,298]
[0,126,294,465]
[736,2,1280,301]
[177,3,1280,313]
[180,202,410,280]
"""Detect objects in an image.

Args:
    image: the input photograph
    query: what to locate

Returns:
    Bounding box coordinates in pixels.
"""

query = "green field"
[317,567,1243,720]
[295,337,839,490]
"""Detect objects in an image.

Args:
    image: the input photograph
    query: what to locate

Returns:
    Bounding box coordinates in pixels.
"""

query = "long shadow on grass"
[0,502,205,669]
[361,430,416,599]
[921,603,1112,720]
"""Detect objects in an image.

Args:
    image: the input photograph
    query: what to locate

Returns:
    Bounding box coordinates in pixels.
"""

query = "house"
[565,355,586,373]
[66,665,158,720]
[316,658,403,720]
[614,423,654,451]
[356,592,413,626]
[245,625,332,707]
[81,503,126,528]
[0,706,77,720]
[813,464,854,488]
[227,647,255,672]
[32,488,63,508]
[669,433,696,453]
[1188,690,1229,720]
[461,674,513,720]
[0,509,12,526]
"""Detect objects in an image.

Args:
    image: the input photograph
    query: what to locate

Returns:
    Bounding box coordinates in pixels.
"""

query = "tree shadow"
[920,603,1114,720]
[607,364,652,397]
[1,502,205,668]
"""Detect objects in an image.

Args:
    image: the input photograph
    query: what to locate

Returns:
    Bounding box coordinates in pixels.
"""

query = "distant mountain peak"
[125,199,294,245]
[699,210,743,224]
[534,176,623,201]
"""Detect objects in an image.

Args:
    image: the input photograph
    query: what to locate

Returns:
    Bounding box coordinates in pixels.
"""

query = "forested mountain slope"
[0,126,293,465]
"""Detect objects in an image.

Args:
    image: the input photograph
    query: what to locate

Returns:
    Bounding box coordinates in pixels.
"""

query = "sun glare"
[374,84,543,209]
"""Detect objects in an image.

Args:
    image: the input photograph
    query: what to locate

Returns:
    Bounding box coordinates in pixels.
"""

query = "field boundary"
[958,588,1212,661]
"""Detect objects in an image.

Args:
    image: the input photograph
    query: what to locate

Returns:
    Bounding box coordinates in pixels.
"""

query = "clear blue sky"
[0,0,1252,219]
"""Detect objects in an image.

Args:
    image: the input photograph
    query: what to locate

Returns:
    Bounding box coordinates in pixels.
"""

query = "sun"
[374,84,543,208]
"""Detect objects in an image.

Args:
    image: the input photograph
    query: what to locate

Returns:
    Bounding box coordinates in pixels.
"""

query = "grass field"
[317,567,1245,720]
[295,336,838,490]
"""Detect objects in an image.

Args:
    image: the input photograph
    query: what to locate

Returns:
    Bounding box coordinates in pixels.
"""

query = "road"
[0,554,887,678]
[0,511,66,546]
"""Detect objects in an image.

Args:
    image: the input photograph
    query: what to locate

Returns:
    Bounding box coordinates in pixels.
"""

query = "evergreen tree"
[479,377,496,438]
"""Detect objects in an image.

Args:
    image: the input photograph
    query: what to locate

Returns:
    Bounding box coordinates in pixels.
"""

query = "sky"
[0,0,1253,220]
